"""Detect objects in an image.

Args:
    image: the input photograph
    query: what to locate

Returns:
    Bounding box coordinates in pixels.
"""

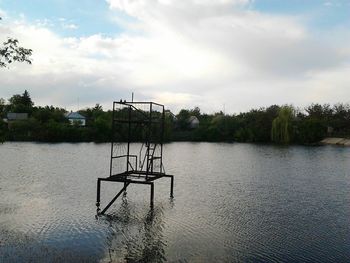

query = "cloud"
[0,1,349,113]
[322,0,345,7]
[104,0,350,111]
[323,2,333,6]
[33,18,54,28]
[107,0,251,17]
[0,21,132,109]
[0,9,7,18]
[62,23,78,30]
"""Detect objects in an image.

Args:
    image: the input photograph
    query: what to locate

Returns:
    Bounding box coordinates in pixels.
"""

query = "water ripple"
[0,142,350,262]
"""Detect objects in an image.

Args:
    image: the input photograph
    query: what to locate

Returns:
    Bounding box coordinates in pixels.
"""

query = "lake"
[0,142,350,262]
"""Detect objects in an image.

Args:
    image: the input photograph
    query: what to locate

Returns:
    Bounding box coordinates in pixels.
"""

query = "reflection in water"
[0,228,96,263]
[1,142,350,262]
[102,196,167,263]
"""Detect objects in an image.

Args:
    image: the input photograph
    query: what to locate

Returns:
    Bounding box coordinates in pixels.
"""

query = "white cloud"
[0,1,349,113]
[34,18,54,28]
[104,0,350,111]
[303,65,350,102]
[322,0,346,7]
[0,9,7,18]
[0,21,132,110]
[323,1,333,6]
[62,23,78,30]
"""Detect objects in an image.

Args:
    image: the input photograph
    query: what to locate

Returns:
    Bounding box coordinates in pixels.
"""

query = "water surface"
[0,142,349,262]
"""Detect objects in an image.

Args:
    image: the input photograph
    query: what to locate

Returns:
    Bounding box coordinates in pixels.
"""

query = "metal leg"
[150,183,154,207]
[123,181,127,197]
[170,176,174,198]
[100,183,129,215]
[96,179,101,213]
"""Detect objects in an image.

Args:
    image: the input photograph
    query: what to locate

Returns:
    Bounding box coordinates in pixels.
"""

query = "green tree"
[271,106,294,144]
[189,106,201,118]
[8,90,34,113]
[329,103,350,136]
[32,106,67,123]
[0,97,6,142]
[305,103,333,121]
[296,119,326,144]
[164,112,174,141]
[93,116,111,142]
[0,118,6,143]
[176,109,190,129]
[0,98,5,118]
[7,117,40,141]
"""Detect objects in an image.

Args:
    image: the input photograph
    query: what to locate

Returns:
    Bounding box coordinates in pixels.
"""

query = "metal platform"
[96,101,174,215]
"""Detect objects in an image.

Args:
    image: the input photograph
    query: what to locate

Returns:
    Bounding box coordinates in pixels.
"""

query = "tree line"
[1,90,350,144]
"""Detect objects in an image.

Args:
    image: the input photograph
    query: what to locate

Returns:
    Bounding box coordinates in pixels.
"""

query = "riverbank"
[321,137,350,146]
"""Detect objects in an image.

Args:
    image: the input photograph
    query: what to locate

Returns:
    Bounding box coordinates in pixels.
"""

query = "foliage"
[0,17,33,68]
[176,109,191,129]
[0,38,33,67]
[0,98,5,118]
[295,118,326,144]
[0,118,6,143]
[8,90,34,113]
[271,106,294,144]
[1,90,350,144]
[32,106,67,123]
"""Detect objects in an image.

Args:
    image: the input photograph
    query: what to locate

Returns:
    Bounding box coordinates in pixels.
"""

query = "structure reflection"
[103,197,167,263]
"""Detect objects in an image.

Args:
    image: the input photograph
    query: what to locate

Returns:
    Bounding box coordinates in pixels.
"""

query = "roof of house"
[65,112,86,119]
[188,116,199,123]
[7,112,28,120]
[165,110,177,120]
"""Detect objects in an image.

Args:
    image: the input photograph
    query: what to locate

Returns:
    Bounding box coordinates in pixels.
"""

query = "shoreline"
[2,137,350,146]
[320,137,350,146]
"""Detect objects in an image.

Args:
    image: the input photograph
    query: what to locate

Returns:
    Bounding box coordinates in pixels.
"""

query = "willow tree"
[271,106,294,144]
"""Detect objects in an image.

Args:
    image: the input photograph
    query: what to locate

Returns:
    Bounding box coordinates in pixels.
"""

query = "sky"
[0,0,350,113]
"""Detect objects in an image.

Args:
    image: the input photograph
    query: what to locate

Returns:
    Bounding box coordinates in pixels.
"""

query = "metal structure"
[96,101,174,215]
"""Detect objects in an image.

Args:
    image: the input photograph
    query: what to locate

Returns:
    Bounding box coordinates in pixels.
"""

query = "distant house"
[65,112,86,126]
[188,116,200,129]
[4,112,28,122]
[165,110,177,121]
